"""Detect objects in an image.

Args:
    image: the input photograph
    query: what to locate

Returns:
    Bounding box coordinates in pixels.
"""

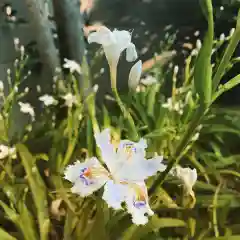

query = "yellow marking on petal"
[122,143,136,160]
[110,132,120,150]
[84,167,110,179]
[134,185,146,202]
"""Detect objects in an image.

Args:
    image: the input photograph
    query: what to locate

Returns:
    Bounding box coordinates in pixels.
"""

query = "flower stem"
[110,66,139,141]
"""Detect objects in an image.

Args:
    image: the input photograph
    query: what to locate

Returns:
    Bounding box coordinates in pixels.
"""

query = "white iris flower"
[88,26,138,69]
[18,102,35,120]
[174,166,197,196]
[39,94,58,107]
[64,128,166,225]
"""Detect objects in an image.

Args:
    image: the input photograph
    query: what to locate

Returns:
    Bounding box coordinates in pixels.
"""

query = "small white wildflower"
[93,84,99,93]
[174,102,180,111]
[63,59,82,74]
[173,65,179,75]
[220,33,225,41]
[39,94,58,107]
[62,93,77,108]
[176,87,184,94]
[196,39,202,50]
[0,145,16,159]
[5,6,12,16]
[36,85,41,93]
[194,30,200,37]
[144,30,149,35]
[52,115,56,121]
[0,81,4,92]
[100,68,105,74]
[140,75,157,86]
[10,16,16,22]
[55,67,61,74]
[14,38,20,48]
[220,6,224,11]
[140,46,148,55]
[20,46,25,56]
[24,87,29,93]
[162,98,173,110]
[178,109,184,115]
[18,102,35,120]
[191,49,199,56]
[14,59,19,67]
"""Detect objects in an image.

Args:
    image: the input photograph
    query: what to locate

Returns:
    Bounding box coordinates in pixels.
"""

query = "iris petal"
[88,26,115,46]
[126,43,138,62]
[94,129,120,173]
[126,182,154,225]
[102,180,129,209]
[64,157,109,197]
[175,166,197,194]
[116,139,165,181]
[88,26,137,68]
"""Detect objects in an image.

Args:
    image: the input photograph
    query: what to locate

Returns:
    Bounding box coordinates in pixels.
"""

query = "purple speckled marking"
[133,200,146,209]
[79,167,93,186]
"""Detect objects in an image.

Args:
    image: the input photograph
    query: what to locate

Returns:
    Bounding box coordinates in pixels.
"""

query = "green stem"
[213,10,240,91]
[87,95,100,134]
[110,66,138,141]
[212,183,222,237]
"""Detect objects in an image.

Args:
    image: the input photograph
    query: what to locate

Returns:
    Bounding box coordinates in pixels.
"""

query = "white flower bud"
[196,39,202,50]
[229,28,235,38]
[220,33,225,41]
[128,60,142,90]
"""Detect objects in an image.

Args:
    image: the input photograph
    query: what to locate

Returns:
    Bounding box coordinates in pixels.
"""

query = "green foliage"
[0,2,240,240]
[194,0,214,108]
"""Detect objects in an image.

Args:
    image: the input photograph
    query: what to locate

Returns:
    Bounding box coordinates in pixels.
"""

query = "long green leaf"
[17,144,50,240]
[205,236,240,240]
[212,74,240,102]
[123,216,186,240]
[194,0,214,108]
[213,9,240,90]
[0,228,17,240]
